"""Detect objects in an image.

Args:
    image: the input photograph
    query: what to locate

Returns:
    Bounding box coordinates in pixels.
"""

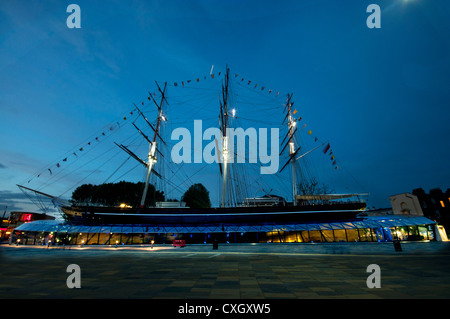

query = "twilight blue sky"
[1,0,450,214]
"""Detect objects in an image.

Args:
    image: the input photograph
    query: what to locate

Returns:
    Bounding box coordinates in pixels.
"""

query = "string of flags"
[171,69,340,171]
[169,70,284,99]
[27,106,142,184]
[296,113,339,171]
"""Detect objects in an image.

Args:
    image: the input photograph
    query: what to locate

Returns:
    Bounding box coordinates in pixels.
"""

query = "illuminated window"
[440,201,445,208]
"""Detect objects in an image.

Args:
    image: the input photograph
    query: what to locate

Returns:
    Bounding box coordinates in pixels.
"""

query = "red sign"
[22,214,32,222]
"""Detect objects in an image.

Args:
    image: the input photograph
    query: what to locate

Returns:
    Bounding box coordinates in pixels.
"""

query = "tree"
[71,181,164,207]
[297,177,333,195]
[181,183,211,209]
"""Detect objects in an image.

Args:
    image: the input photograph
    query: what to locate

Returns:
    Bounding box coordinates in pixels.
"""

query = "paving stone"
[1,242,450,299]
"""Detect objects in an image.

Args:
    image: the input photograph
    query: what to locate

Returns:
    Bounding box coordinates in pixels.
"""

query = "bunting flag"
[323,143,331,154]
[29,104,139,182]
[166,71,289,102]
[308,130,312,135]
[314,137,318,142]
[293,109,297,115]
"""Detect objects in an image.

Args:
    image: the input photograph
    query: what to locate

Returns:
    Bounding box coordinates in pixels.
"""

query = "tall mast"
[220,67,230,207]
[140,82,167,208]
[285,93,298,206]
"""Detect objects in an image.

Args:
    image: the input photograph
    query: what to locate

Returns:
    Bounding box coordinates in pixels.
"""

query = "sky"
[1,0,450,216]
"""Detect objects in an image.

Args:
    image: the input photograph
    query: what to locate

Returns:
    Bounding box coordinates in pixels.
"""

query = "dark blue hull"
[62,202,366,225]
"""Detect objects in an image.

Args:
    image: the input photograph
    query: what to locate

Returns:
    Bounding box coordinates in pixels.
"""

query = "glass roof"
[15,215,436,234]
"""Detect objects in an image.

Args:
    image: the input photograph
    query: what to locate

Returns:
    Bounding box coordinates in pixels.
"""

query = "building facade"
[412,188,450,236]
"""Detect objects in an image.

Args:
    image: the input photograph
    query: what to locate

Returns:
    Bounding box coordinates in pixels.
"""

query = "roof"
[15,215,436,234]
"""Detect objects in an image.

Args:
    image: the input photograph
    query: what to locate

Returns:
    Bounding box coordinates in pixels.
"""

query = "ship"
[18,67,367,225]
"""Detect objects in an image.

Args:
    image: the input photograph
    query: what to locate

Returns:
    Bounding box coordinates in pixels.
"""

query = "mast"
[140,82,167,208]
[220,67,230,207]
[285,94,298,206]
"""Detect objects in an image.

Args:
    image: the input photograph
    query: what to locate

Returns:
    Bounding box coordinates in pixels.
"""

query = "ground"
[1,241,450,301]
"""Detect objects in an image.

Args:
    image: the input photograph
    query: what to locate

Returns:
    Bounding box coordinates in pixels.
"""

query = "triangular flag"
[323,143,331,154]
[293,109,297,115]
[308,130,312,135]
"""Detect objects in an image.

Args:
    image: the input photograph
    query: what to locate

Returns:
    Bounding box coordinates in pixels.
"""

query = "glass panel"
[357,228,373,242]
[98,233,111,245]
[418,226,429,240]
[309,230,322,242]
[427,225,435,240]
[333,229,347,242]
[408,226,420,241]
[319,224,332,230]
[285,232,300,243]
[321,230,334,242]
[132,227,145,233]
[300,231,310,243]
[374,228,384,241]
[77,232,89,245]
[346,229,359,242]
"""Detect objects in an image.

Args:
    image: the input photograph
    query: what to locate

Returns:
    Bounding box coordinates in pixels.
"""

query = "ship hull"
[61,202,366,225]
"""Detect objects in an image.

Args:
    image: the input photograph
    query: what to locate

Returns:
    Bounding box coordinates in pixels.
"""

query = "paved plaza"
[1,242,450,299]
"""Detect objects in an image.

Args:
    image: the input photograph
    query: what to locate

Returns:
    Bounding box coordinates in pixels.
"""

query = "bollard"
[213,239,218,250]
[393,239,402,252]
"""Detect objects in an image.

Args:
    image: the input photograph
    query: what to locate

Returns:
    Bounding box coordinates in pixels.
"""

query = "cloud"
[0,163,6,169]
